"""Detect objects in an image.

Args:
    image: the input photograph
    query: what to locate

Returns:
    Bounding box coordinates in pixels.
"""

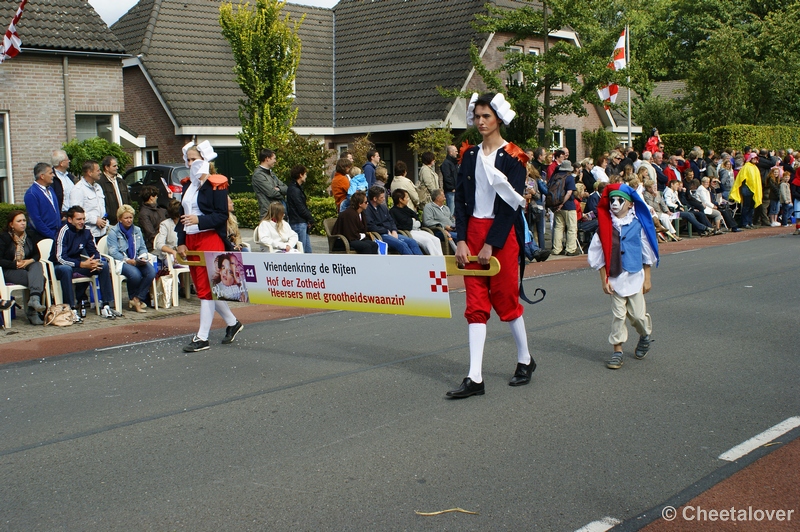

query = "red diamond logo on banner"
[429,270,448,293]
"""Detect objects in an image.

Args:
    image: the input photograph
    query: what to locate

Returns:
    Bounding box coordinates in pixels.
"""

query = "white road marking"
[718,416,800,461]
[574,516,622,532]
[95,337,186,351]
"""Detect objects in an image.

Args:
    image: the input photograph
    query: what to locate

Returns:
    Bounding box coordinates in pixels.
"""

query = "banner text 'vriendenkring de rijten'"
[204,252,452,318]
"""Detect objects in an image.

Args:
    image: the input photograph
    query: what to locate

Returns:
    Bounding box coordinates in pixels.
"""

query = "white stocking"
[509,316,531,365]
[214,300,237,326]
[467,323,487,383]
[197,299,215,341]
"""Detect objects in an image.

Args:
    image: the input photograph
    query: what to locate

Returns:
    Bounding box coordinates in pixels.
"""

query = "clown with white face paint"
[587,183,659,370]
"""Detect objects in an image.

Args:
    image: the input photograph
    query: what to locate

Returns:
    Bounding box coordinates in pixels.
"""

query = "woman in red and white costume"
[176,141,243,352]
[446,93,535,399]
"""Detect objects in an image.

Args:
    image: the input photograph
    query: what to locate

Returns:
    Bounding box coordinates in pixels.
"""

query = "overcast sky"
[89,0,339,26]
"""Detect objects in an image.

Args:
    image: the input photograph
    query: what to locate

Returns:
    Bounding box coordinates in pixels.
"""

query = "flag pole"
[626,24,632,147]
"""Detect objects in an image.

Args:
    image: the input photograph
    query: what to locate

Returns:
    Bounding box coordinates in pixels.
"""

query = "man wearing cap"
[587,183,658,370]
[550,160,578,256]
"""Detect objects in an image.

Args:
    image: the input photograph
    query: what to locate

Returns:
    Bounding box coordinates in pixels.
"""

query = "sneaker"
[183,336,210,352]
[606,352,623,369]
[566,250,581,256]
[100,306,115,320]
[72,309,83,324]
[222,321,244,344]
[770,222,781,227]
[103,304,123,318]
[635,335,652,359]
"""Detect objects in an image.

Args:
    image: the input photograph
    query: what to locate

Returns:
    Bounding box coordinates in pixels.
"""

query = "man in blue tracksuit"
[52,205,116,315]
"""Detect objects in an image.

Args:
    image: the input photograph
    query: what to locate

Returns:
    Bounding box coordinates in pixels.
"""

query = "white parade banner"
[203,252,452,318]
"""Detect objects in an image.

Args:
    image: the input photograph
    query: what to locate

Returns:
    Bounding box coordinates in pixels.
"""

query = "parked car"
[124,164,189,209]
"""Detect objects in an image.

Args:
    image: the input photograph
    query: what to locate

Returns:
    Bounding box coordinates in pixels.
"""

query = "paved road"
[1,235,798,530]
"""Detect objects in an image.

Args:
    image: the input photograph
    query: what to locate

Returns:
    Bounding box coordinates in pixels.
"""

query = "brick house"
[0,0,129,203]
[112,0,628,190]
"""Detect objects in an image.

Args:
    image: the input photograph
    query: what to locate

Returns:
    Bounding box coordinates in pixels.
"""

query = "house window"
[0,113,9,203]
[507,46,524,85]
[145,149,159,165]
[337,144,349,157]
[76,114,114,142]
[551,130,564,150]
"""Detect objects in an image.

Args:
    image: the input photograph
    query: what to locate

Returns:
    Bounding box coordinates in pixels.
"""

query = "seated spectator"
[331,190,378,254]
[685,177,720,233]
[375,166,389,190]
[257,202,302,252]
[697,176,732,233]
[663,179,712,236]
[422,188,457,241]
[592,155,610,184]
[363,186,422,255]
[227,196,249,251]
[585,181,606,218]
[52,206,118,318]
[0,210,47,324]
[154,199,181,260]
[107,205,156,313]
[389,189,443,255]
[389,161,419,211]
[137,185,167,252]
[330,157,352,212]
[642,178,681,241]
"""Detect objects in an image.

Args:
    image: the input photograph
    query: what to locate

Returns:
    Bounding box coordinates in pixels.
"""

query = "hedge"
[659,125,800,154]
[659,133,711,155]
[708,125,800,153]
[0,203,25,226]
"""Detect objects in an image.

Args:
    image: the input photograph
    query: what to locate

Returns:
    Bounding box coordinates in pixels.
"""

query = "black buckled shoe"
[509,359,537,386]
[446,377,485,399]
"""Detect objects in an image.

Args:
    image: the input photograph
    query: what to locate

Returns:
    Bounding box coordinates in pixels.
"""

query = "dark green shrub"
[308,196,337,235]
[63,138,132,174]
[659,133,711,155]
[0,203,26,226]
[582,128,619,161]
[232,197,260,229]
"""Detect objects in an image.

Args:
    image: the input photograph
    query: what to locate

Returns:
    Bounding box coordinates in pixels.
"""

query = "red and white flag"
[1,0,28,63]
[597,28,627,107]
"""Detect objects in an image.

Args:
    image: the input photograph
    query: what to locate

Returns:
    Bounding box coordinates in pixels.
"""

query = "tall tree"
[445,0,651,148]
[220,0,302,173]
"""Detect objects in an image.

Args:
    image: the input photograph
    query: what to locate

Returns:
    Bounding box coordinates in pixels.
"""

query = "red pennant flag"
[1,0,28,63]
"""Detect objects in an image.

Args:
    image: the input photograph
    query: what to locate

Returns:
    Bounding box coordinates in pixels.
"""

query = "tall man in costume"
[446,92,536,399]
[587,183,659,370]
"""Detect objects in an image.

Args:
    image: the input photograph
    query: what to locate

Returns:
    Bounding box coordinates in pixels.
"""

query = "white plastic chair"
[35,239,55,307]
[40,238,101,315]
[0,268,28,329]
[165,253,192,307]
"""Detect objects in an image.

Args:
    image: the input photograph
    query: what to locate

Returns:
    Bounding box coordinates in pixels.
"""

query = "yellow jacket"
[728,162,762,206]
